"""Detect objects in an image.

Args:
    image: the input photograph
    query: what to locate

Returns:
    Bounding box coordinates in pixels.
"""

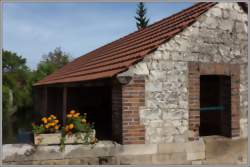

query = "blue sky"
[3,2,193,69]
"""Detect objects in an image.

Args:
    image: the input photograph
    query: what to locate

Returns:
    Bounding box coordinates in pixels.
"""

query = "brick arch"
[188,62,240,140]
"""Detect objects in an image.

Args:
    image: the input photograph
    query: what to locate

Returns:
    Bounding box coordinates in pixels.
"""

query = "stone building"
[4,2,246,165]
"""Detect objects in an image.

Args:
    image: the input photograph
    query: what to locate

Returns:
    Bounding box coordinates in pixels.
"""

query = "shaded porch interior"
[34,79,114,140]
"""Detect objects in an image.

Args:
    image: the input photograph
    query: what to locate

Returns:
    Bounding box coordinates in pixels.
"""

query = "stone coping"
[2,138,247,164]
[3,140,206,162]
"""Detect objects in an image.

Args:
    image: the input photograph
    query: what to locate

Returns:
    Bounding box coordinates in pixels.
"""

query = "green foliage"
[33,47,71,82]
[65,112,94,134]
[3,85,11,128]
[3,50,28,73]
[32,124,45,134]
[59,135,66,152]
[59,111,96,151]
[2,50,34,143]
[135,2,150,30]
[2,47,72,143]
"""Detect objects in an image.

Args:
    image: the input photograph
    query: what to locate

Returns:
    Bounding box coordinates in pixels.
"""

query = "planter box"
[34,131,95,145]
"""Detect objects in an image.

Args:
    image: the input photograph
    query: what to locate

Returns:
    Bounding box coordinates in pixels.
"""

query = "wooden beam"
[44,87,47,116]
[62,87,67,125]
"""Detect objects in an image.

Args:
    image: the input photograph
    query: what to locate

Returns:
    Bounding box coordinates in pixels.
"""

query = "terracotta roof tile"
[35,2,217,86]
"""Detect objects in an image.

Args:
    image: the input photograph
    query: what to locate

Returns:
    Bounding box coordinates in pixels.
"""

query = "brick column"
[230,65,240,137]
[188,63,200,140]
[122,76,145,144]
[112,75,145,144]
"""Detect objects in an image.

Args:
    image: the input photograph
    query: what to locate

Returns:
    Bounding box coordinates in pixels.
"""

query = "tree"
[34,47,72,82]
[2,50,33,143]
[2,48,72,143]
[3,50,28,73]
[135,2,150,30]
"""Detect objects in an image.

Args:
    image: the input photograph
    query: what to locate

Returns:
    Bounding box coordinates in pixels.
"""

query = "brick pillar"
[230,65,240,137]
[122,76,145,144]
[111,75,145,144]
[188,63,200,140]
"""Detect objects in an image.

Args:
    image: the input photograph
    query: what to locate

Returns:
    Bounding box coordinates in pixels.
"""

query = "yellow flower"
[54,119,59,124]
[50,114,56,119]
[50,123,55,126]
[81,119,86,124]
[43,119,48,124]
[48,117,52,121]
[69,124,74,129]
[45,124,49,129]
[67,114,72,118]
[41,117,47,121]
[55,125,59,130]
[73,113,80,118]
[70,110,76,115]
[65,126,69,132]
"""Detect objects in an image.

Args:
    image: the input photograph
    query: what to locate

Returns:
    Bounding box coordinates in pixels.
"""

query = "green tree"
[2,48,72,143]
[2,50,33,143]
[34,47,71,82]
[135,2,150,30]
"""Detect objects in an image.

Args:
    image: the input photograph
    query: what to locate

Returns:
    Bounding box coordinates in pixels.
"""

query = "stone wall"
[3,138,247,165]
[121,2,248,144]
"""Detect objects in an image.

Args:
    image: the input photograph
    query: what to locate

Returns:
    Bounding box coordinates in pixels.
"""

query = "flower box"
[34,130,96,145]
[34,133,61,145]
[64,131,96,144]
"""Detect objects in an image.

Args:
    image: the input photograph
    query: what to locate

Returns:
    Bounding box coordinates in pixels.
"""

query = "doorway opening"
[200,75,231,137]
[67,86,112,140]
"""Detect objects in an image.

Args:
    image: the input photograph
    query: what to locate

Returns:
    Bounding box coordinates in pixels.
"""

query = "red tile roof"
[35,2,217,86]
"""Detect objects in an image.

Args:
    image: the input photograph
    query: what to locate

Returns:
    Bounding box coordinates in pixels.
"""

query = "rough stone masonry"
[120,2,248,144]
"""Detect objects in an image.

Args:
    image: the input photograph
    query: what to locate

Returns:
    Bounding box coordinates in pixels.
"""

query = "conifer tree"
[135,2,150,30]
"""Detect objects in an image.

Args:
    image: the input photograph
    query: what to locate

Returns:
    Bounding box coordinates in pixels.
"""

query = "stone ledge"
[152,153,190,164]
[3,138,247,164]
[118,144,157,155]
[187,152,205,161]
[185,138,205,153]
[158,143,186,154]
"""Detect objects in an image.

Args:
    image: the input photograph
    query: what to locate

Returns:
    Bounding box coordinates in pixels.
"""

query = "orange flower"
[69,124,74,129]
[41,117,47,123]
[54,119,59,124]
[67,114,72,118]
[70,110,76,115]
[50,122,55,126]
[50,114,56,119]
[65,126,69,132]
[48,117,52,121]
[45,124,49,129]
[73,113,80,118]
[54,125,59,130]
